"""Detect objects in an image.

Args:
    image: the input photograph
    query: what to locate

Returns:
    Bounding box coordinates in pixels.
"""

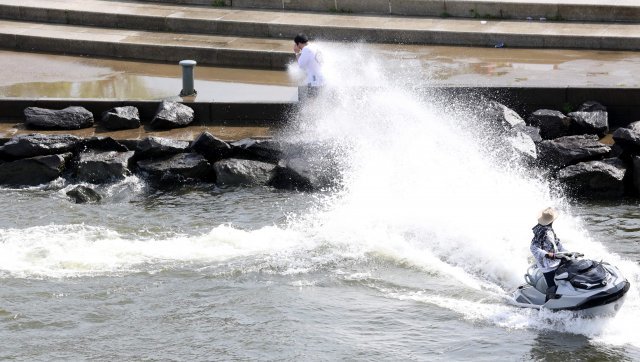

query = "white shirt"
[297,44,324,87]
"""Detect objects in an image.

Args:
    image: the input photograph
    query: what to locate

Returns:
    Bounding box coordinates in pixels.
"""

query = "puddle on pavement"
[0,75,299,102]
[0,50,298,102]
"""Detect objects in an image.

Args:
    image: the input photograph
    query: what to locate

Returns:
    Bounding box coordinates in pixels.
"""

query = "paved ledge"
[0,20,294,69]
[135,0,640,23]
[1,87,639,128]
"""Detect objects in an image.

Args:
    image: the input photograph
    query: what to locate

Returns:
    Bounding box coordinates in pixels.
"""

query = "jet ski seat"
[555,259,608,290]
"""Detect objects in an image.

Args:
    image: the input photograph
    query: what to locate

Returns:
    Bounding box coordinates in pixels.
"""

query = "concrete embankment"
[0,99,294,127]
[2,85,640,128]
[1,0,640,70]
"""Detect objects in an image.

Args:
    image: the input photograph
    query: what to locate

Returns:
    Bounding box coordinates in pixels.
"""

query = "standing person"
[530,207,567,302]
[293,33,324,98]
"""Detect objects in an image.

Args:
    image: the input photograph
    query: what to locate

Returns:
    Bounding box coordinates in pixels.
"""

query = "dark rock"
[101,106,140,130]
[79,136,129,152]
[527,109,570,140]
[135,136,189,160]
[557,158,626,198]
[628,121,640,133]
[481,101,526,132]
[230,138,283,163]
[66,185,102,204]
[610,144,624,159]
[577,101,607,113]
[0,153,71,186]
[230,138,334,165]
[520,126,542,143]
[118,139,140,151]
[505,130,537,162]
[268,157,337,192]
[214,158,276,186]
[75,150,135,183]
[137,153,215,185]
[265,140,343,192]
[537,135,610,169]
[268,163,314,191]
[189,131,232,162]
[0,134,80,160]
[632,156,640,195]
[612,121,640,154]
[568,111,608,137]
[24,106,94,130]
[149,101,194,129]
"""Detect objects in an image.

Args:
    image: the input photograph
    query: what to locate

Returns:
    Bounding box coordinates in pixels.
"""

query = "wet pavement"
[397,45,640,87]
[1,47,640,104]
[0,50,297,102]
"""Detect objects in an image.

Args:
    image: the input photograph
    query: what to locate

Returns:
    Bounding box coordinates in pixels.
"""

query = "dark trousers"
[543,271,556,289]
[543,271,557,301]
[298,85,321,102]
[304,85,321,99]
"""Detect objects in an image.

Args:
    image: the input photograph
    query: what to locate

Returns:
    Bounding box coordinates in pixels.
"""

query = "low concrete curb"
[432,87,640,127]
[0,99,296,126]
[1,86,639,127]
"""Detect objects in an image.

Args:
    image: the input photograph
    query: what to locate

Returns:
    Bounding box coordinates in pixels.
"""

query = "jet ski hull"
[511,280,629,318]
[510,256,630,318]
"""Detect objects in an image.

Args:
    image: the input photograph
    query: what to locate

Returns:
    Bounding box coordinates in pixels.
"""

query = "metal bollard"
[179,60,197,96]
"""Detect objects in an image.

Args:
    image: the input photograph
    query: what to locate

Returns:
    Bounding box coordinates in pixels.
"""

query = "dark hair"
[294,33,309,45]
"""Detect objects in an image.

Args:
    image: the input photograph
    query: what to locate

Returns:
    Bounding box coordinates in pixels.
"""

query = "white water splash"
[286,42,640,346]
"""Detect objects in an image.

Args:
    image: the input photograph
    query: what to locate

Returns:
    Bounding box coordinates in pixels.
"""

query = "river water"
[1,47,640,360]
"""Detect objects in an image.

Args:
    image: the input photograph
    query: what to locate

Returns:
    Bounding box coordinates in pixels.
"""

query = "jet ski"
[510,251,630,317]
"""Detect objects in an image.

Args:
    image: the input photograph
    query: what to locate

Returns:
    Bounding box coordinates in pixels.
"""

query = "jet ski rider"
[530,207,567,301]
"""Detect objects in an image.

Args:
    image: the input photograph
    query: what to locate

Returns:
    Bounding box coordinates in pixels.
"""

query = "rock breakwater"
[2,99,640,202]
[475,99,637,199]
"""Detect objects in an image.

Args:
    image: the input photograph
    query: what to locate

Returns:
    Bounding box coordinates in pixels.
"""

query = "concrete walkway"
[137,0,640,22]
[0,0,639,70]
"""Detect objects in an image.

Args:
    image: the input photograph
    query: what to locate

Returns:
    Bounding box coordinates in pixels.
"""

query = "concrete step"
[1,0,640,55]
[0,19,294,69]
[136,0,640,23]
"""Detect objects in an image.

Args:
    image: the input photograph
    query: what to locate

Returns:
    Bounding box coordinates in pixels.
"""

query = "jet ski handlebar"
[554,251,584,260]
